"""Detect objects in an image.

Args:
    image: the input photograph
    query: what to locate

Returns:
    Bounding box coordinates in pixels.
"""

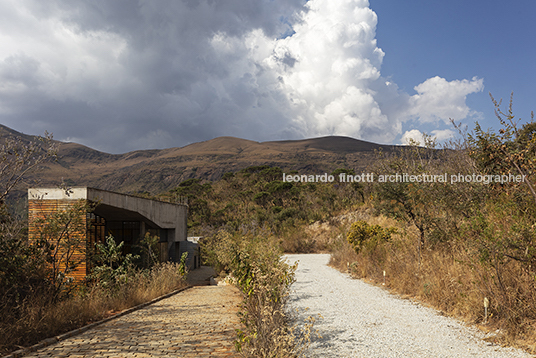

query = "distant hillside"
[0,124,396,194]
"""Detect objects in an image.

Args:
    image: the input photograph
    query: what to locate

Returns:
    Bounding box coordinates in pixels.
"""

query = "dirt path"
[22,285,242,358]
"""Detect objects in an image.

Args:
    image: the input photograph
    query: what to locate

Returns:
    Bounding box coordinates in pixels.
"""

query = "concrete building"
[28,187,189,281]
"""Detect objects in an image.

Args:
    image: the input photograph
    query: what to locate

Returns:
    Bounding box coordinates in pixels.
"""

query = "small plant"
[138,232,160,268]
[89,235,138,290]
[207,230,312,357]
[178,252,189,277]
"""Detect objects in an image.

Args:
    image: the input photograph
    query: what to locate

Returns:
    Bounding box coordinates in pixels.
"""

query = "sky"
[0,0,534,154]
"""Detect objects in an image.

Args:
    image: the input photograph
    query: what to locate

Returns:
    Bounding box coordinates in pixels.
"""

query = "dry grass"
[0,262,187,356]
[282,206,374,255]
[326,208,536,354]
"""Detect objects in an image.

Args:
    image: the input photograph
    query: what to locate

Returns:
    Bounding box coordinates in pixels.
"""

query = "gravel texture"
[284,254,534,358]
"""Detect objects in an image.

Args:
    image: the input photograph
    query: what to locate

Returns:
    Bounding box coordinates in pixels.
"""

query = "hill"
[0,124,396,194]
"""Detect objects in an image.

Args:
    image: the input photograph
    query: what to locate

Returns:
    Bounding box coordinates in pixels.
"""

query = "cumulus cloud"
[0,0,483,153]
[264,0,395,142]
[401,128,455,146]
[406,76,484,124]
[401,129,426,146]
[430,129,456,142]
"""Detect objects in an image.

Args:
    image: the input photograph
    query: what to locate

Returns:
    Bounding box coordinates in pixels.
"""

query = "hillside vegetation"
[157,165,362,251]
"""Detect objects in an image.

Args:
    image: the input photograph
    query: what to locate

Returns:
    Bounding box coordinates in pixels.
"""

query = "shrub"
[347,220,396,255]
[88,235,139,291]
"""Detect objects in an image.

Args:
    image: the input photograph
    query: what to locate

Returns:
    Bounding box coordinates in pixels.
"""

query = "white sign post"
[483,297,489,324]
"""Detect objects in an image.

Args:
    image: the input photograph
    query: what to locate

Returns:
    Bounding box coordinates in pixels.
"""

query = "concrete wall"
[178,240,201,270]
[86,188,187,243]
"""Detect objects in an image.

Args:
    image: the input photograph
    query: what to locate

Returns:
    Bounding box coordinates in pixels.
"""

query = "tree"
[0,131,57,210]
[0,132,58,313]
[469,93,536,206]
[373,139,439,250]
[466,93,536,272]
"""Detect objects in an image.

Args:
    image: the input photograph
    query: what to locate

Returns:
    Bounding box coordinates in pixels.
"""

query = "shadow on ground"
[186,265,217,286]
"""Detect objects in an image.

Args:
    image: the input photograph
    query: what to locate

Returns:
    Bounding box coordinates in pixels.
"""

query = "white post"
[483,297,489,323]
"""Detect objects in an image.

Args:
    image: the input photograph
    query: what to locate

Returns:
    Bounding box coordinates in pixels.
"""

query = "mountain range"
[1,124,395,194]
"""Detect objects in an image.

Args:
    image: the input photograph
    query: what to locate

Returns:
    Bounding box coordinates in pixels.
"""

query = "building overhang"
[28,187,188,244]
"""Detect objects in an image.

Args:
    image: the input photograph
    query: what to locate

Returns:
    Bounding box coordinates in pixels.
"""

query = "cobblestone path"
[24,285,242,358]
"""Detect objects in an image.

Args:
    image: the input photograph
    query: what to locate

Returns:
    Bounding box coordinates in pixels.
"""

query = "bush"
[347,220,396,255]
[88,235,138,291]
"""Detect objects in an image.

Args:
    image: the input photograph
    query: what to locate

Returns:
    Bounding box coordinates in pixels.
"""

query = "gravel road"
[284,254,533,358]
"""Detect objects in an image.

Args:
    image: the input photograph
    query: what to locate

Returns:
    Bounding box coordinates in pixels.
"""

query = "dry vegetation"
[328,207,536,353]
[327,96,536,353]
[0,262,187,355]
[152,167,364,356]
[202,231,316,358]
[9,127,389,194]
[153,96,536,354]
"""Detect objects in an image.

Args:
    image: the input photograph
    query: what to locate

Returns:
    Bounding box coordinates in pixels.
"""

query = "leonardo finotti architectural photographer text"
[282,172,526,185]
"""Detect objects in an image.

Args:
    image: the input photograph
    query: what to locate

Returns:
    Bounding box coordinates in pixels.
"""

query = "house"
[28,187,189,282]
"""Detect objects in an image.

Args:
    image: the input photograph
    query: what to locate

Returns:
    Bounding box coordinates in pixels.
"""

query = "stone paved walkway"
[24,286,243,358]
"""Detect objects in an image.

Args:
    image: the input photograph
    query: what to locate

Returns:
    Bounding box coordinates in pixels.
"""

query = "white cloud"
[406,76,484,124]
[265,0,395,142]
[401,128,455,146]
[430,129,455,142]
[401,129,426,146]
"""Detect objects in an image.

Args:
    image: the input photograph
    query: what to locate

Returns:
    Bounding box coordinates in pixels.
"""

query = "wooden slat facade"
[28,199,89,283]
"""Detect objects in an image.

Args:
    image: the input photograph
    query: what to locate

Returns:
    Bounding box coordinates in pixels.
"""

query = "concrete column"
[174,206,188,243]
[140,221,146,243]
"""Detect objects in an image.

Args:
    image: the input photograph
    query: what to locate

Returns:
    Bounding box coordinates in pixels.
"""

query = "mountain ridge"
[0,124,396,194]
